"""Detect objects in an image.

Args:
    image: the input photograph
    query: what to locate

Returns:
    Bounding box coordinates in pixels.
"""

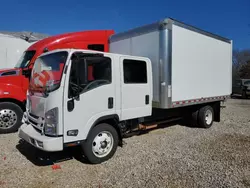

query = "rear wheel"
[82,123,119,164]
[0,102,23,134]
[242,91,247,99]
[198,105,214,128]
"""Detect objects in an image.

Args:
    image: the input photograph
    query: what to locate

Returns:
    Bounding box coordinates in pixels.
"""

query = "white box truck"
[18,18,232,164]
[0,34,36,69]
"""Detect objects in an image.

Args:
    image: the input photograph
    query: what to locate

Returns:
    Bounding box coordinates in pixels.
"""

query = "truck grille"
[28,112,44,133]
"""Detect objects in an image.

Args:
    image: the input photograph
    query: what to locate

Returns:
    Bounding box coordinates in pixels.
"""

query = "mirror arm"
[83,59,88,84]
[74,95,80,101]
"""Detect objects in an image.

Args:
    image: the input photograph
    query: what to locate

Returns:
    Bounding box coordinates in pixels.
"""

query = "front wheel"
[0,102,23,134]
[81,123,119,164]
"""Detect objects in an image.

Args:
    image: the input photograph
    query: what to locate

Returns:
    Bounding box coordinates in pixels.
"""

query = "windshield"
[15,50,36,68]
[29,51,68,94]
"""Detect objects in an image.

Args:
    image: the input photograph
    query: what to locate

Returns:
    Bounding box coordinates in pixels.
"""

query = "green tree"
[233,49,250,80]
[239,60,250,78]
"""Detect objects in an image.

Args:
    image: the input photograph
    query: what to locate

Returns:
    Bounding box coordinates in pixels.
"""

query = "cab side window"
[123,59,147,84]
[88,44,105,52]
[85,57,112,91]
[68,56,111,98]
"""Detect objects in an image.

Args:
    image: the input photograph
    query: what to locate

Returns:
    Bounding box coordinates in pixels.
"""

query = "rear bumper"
[18,123,63,152]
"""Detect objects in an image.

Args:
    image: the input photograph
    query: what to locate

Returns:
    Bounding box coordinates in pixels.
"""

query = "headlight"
[44,107,58,136]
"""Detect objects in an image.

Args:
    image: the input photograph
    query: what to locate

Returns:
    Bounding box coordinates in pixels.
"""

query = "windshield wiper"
[29,86,49,97]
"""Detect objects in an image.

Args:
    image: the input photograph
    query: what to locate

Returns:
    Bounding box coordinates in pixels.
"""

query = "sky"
[0,0,249,50]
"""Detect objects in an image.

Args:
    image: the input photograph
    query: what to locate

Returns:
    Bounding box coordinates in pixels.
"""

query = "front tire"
[82,123,119,164]
[198,105,214,128]
[0,102,23,134]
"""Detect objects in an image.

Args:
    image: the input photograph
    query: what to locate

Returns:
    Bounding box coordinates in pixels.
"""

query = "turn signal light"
[67,130,78,136]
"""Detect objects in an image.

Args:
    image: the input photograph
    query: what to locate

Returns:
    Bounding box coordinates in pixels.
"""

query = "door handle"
[145,95,149,105]
[108,97,113,109]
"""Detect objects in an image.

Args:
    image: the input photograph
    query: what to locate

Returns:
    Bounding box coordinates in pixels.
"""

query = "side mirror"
[68,58,88,100]
[83,59,88,84]
[76,59,89,99]
[70,52,89,85]
[22,63,33,78]
[75,58,88,84]
[22,68,31,78]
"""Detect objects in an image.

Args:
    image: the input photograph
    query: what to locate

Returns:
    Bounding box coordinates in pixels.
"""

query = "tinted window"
[15,50,36,68]
[68,56,111,98]
[88,44,105,52]
[123,59,147,84]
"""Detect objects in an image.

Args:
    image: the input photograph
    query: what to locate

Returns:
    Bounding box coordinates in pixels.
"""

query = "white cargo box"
[0,34,35,69]
[109,18,232,109]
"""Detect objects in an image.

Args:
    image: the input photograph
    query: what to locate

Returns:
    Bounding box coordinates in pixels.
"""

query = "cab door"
[63,53,116,143]
[119,56,152,120]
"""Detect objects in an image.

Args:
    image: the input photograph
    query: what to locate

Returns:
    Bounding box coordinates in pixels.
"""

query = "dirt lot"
[0,99,250,188]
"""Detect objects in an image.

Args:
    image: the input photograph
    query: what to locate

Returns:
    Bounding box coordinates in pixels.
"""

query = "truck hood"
[0,67,21,76]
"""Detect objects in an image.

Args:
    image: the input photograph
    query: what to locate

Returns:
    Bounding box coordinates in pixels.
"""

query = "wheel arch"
[194,101,221,123]
[0,98,26,133]
[0,98,26,112]
[87,114,123,145]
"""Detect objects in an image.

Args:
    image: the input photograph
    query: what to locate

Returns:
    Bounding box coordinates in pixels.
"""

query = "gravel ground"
[0,98,250,188]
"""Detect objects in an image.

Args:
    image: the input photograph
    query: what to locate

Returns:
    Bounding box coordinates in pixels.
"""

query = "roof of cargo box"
[109,17,231,44]
[0,31,49,42]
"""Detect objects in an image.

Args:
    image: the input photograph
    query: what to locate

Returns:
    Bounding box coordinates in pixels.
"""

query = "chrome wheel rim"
[92,131,114,158]
[0,109,17,129]
[205,109,213,125]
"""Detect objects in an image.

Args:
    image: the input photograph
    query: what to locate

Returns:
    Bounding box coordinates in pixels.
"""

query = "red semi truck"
[0,30,114,133]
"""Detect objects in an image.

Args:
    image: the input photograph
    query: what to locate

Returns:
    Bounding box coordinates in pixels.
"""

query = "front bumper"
[18,123,63,152]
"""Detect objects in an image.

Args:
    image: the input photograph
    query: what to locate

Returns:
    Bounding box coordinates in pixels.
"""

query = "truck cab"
[232,79,250,99]
[0,30,114,133]
[19,48,152,164]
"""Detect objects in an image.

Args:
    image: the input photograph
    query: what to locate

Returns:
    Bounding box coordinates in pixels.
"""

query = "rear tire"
[242,91,247,99]
[191,109,199,127]
[0,102,23,134]
[82,123,119,164]
[197,105,214,128]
